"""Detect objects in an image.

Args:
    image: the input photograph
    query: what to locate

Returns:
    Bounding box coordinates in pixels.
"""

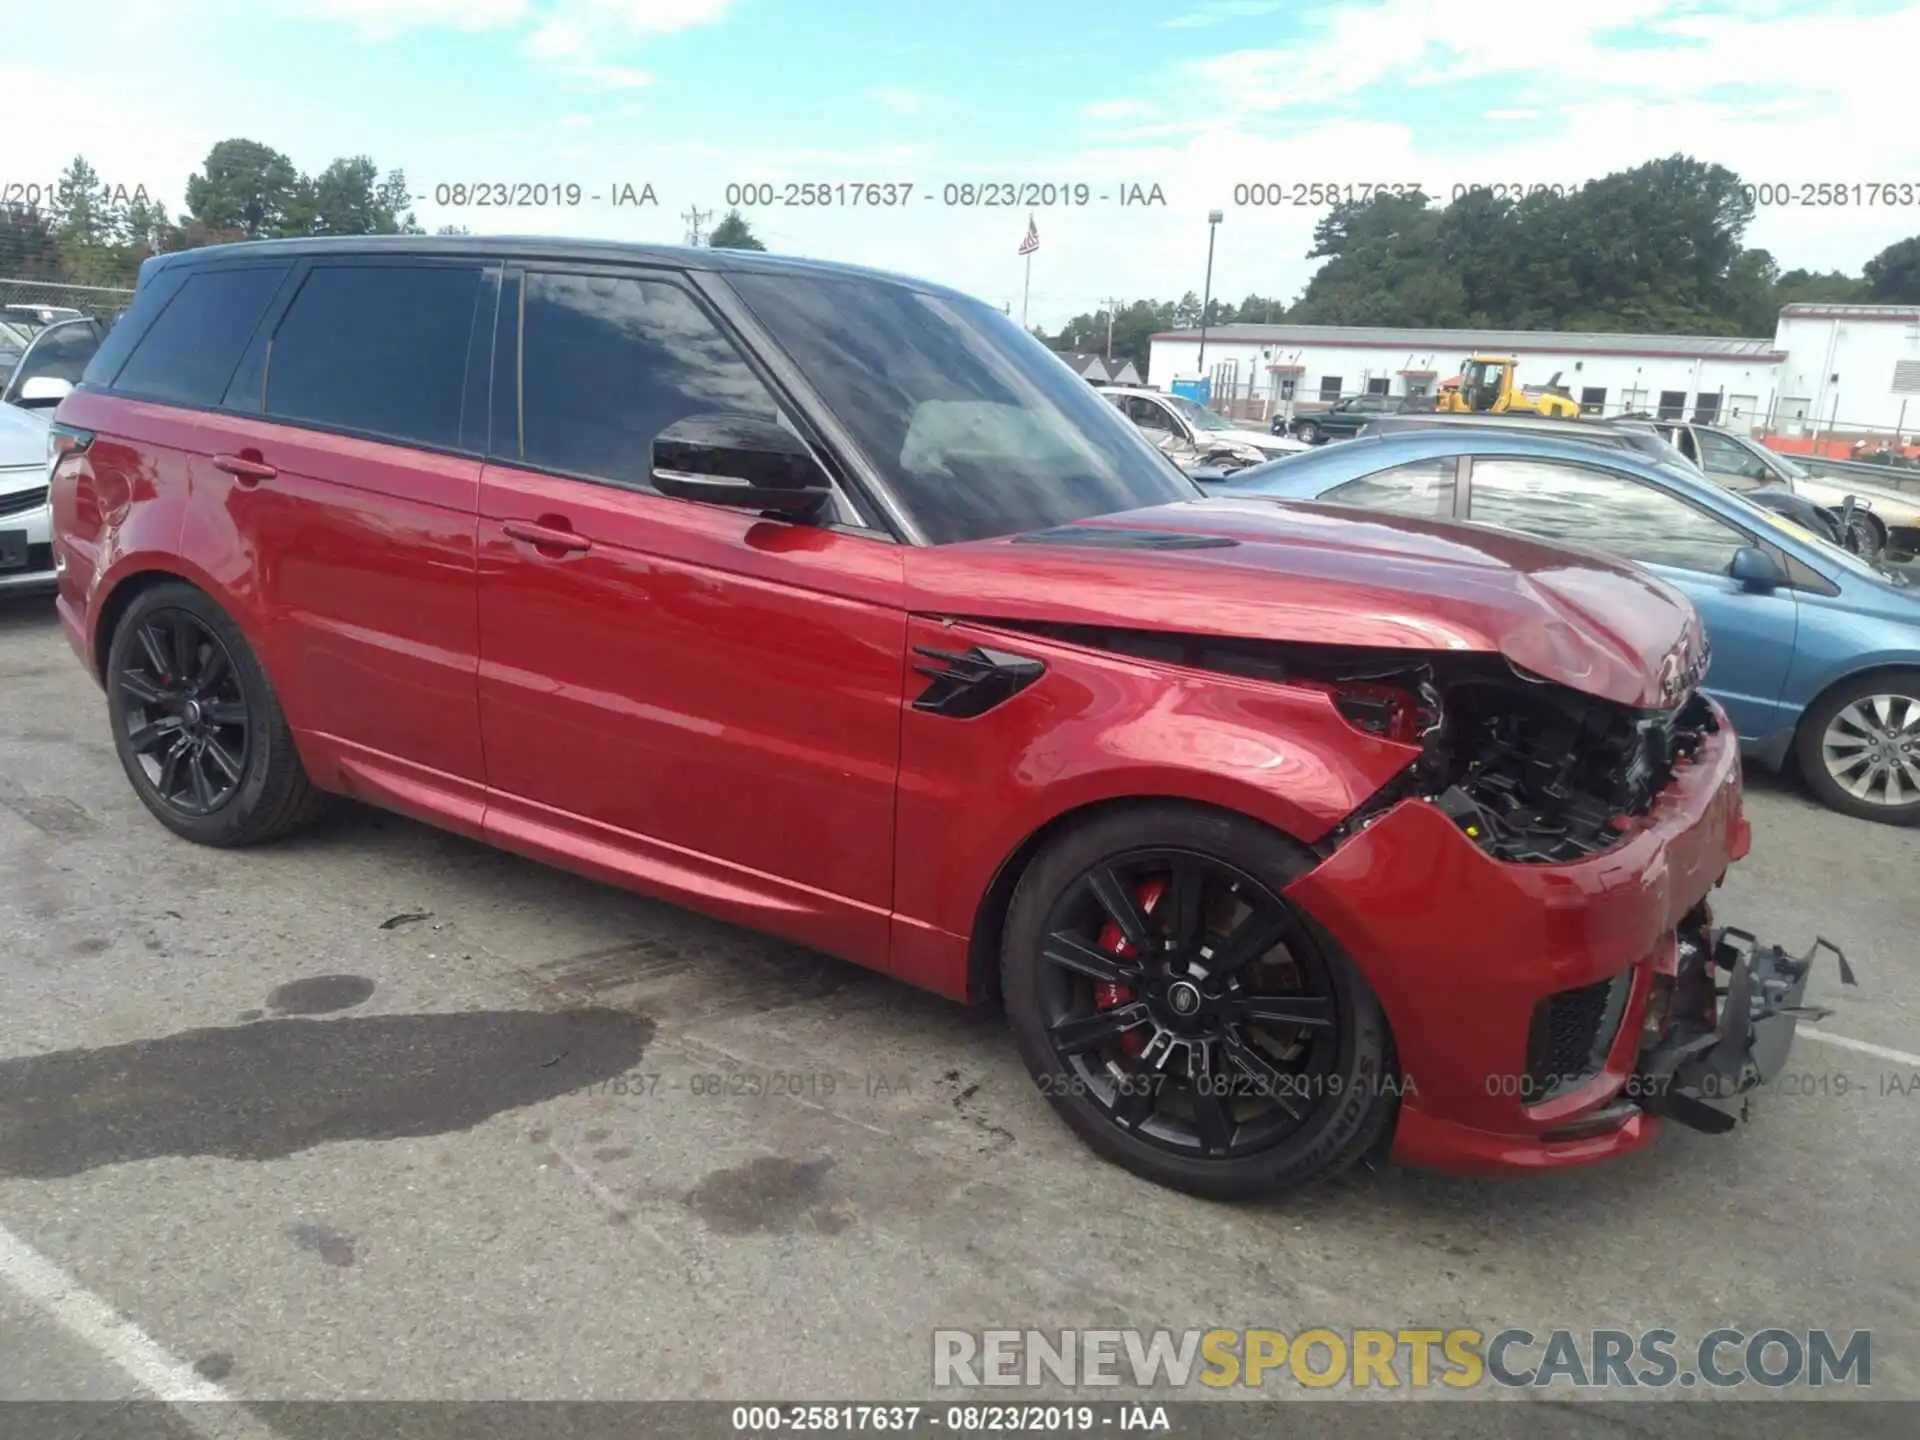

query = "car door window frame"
[1456,452,1806,583]
[226,256,500,458]
[490,261,888,539]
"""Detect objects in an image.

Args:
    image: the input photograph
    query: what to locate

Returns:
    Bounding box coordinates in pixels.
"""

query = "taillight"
[48,422,93,475]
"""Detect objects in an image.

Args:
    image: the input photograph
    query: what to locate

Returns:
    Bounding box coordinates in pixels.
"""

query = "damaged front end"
[1635,913,1858,1134]
[1284,645,1725,864]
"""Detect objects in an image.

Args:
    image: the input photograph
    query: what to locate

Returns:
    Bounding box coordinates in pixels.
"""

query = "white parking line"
[1799,1028,1920,1068]
[0,1218,280,1437]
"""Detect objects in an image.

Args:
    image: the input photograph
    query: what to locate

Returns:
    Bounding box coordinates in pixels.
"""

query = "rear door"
[473,264,906,966]
[1459,454,1799,740]
[207,256,497,822]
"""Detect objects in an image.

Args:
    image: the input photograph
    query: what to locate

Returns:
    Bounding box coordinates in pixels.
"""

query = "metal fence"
[0,277,135,323]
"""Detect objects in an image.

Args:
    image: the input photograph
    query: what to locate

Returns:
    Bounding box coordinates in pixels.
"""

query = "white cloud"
[526,17,588,56]
[1483,108,1540,121]
[559,113,593,129]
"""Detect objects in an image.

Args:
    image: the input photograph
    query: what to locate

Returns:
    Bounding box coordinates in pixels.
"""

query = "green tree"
[1864,237,1920,303]
[305,156,380,235]
[375,170,423,234]
[708,209,766,250]
[0,204,62,278]
[184,139,306,239]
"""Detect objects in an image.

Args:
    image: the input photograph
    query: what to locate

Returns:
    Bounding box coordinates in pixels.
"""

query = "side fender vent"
[1010,525,1239,551]
[912,645,1046,719]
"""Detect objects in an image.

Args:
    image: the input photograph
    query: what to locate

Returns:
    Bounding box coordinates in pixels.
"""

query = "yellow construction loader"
[1436,356,1580,419]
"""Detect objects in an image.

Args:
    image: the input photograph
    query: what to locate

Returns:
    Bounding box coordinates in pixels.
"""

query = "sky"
[5,0,1918,332]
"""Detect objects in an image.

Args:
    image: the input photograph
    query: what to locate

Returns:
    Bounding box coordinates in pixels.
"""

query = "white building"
[1771,304,1920,436]
[1150,323,1788,432]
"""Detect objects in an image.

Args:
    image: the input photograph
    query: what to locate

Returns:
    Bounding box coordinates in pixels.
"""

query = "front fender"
[887,616,1420,997]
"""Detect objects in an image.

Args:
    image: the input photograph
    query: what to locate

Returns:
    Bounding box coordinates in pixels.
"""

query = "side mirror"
[16,375,73,408]
[1729,545,1787,591]
[650,414,834,520]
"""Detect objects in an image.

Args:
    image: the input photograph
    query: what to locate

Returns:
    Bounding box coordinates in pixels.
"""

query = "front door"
[473,265,907,967]
[1461,454,1800,741]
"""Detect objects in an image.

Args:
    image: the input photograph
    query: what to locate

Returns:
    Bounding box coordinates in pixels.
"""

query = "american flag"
[1017,214,1039,255]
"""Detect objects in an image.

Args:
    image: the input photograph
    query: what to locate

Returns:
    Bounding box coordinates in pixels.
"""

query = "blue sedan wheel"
[1798,674,1920,824]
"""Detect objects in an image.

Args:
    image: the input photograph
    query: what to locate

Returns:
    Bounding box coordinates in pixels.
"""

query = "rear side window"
[265,264,483,450]
[110,266,290,406]
[1323,458,1457,518]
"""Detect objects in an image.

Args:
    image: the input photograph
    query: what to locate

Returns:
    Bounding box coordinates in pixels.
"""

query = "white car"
[0,315,106,595]
[0,400,52,593]
[1102,385,1310,465]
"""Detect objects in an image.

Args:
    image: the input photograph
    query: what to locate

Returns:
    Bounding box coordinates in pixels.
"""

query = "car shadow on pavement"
[0,1005,656,1180]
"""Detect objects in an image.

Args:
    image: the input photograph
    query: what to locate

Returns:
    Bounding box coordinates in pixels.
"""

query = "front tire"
[1297,421,1321,445]
[105,582,328,846]
[1000,803,1396,1200]
[1794,671,1920,825]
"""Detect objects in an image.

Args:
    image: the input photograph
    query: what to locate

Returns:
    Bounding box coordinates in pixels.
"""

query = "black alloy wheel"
[105,581,328,846]
[1003,804,1395,1199]
[115,608,251,816]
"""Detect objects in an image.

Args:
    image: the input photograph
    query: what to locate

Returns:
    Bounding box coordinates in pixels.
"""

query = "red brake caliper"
[1093,877,1164,1058]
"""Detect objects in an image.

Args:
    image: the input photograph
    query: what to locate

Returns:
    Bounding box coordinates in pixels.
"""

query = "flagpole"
[1021,250,1031,329]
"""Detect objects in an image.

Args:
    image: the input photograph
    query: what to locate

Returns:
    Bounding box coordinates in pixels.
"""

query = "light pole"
[1196,209,1223,388]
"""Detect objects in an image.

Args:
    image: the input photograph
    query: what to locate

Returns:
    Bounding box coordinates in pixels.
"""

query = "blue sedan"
[1202,428,1920,825]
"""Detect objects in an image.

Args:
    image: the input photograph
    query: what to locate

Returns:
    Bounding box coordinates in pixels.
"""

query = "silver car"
[0,316,107,594]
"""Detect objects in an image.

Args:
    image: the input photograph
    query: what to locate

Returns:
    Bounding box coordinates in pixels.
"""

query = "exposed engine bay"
[993,624,1720,864]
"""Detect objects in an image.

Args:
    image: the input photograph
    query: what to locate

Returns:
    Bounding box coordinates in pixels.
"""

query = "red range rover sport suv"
[46,237,1841,1199]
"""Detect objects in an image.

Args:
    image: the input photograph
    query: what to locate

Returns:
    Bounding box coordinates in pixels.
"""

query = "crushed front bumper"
[1634,923,1857,1135]
[1282,698,1845,1174]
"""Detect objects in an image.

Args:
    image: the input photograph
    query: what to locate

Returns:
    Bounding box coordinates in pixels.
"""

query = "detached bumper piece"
[1635,925,1858,1134]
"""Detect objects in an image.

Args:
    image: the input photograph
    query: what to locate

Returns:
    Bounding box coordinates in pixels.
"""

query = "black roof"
[142,233,972,302]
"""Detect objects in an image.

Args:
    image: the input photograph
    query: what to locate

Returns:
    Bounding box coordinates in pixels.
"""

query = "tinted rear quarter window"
[108,265,290,406]
[265,264,483,449]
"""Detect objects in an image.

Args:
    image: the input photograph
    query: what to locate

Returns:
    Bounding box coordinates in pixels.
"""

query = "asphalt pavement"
[0,588,1915,1437]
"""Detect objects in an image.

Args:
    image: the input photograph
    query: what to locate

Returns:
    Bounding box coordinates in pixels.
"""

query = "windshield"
[1700,468,1895,583]
[1163,392,1234,432]
[729,273,1199,544]
[1766,447,1810,480]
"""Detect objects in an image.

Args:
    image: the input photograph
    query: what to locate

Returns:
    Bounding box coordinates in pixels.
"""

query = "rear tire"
[1297,421,1321,444]
[1794,670,1920,825]
[1000,803,1397,1201]
[105,582,329,846]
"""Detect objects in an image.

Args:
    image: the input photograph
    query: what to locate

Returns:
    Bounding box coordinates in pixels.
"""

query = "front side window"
[1126,396,1176,433]
[513,271,779,490]
[1466,457,1752,574]
[728,273,1195,545]
[1322,458,1457,519]
[265,264,482,449]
